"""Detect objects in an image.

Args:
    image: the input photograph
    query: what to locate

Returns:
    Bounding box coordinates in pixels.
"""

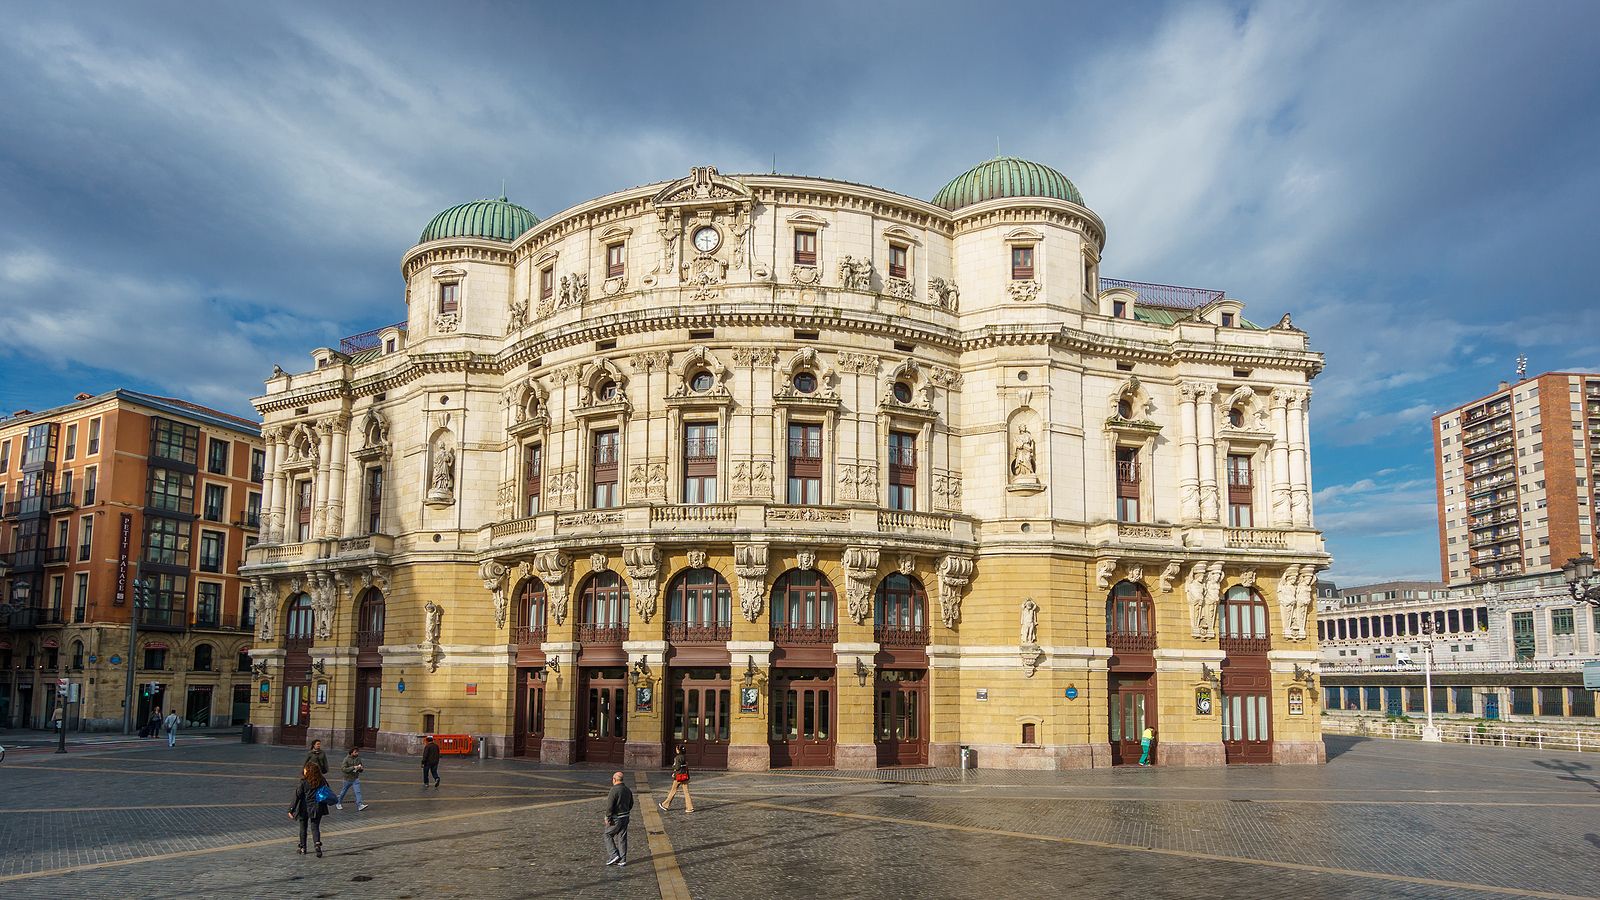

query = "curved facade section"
[244,164,1329,770]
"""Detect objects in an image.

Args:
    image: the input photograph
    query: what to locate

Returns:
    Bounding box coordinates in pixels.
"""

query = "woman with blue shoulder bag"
[289,759,335,856]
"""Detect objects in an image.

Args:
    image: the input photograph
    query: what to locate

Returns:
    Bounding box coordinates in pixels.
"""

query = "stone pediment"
[652,166,753,210]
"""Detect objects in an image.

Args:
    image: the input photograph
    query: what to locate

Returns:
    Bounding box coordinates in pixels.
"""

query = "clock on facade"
[692,226,720,253]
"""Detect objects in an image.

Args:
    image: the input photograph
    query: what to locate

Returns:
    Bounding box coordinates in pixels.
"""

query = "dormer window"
[1011,246,1034,280]
[1112,300,1127,319]
[1220,312,1235,327]
[384,337,397,354]
[540,266,555,301]
[606,243,625,278]
[438,282,459,315]
[794,230,817,266]
[888,243,909,279]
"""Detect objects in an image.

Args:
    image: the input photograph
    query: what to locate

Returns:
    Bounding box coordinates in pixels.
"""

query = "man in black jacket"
[602,771,633,867]
[421,735,441,787]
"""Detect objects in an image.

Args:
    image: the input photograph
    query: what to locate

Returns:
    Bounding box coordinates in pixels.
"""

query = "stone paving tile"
[0,735,1596,898]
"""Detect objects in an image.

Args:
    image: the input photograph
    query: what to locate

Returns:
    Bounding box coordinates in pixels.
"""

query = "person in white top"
[163,710,180,748]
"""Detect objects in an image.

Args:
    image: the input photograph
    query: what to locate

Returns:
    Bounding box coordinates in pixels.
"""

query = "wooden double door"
[770,668,835,768]
[670,668,730,770]
[353,668,382,749]
[513,667,546,759]
[1109,672,1156,765]
[579,667,627,764]
[1221,668,1273,764]
[875,669,928,767]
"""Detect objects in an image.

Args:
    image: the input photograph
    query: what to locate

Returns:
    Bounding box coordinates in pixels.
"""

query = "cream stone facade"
[242,160,1328,769]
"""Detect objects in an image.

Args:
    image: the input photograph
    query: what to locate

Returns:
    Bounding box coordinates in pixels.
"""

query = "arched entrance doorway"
[281,593,314,746]
[512,577,547,759]
[665,567,732,769]
[1220,585,1273,764]
[353,588,385,749]
[874,573,929,767]
[1106,579,1157,766]
[577,572,629,765]
[769,569,838,768]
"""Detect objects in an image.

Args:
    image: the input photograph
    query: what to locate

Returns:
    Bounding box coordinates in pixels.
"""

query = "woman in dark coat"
[288,759,330,856]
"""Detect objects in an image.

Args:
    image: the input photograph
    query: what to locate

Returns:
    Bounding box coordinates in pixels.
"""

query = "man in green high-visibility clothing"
[1139,725,1155,766]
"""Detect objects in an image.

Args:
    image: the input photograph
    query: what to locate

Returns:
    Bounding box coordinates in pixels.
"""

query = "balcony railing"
[576,623,627,644]
[1226,470,1252,489]
[771,623,837,645]
[1220,636,1272,655]
[593,446,619,465]
[1225,528,1289,549]
[1116,460,1140,485]
[787,439,823,460]
[356,629,384,648]
[666,621,733,643]
[136,607,188,630]
[1106,631,1156,653]
[650,504,738,525]
[1320,658,1590,674]
[339,321,407,355]
[235,513,261,530]
[683,438,719,461]
[43,546,69,565]
[874,623,930,648]
[47,491,76,511]
[1462,403,1510,425]
[512,625,546,646]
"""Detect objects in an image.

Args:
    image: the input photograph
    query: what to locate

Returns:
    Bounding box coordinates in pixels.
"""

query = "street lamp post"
[1420,612,1441,742]
[1561,554,1600,607]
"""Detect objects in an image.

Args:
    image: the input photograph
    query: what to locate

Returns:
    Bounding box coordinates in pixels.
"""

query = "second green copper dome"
[932,157,1084,211]
[419,196,539,244]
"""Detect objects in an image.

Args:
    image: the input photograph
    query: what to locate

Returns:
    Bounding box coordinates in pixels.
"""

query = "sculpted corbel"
[480,559,510,629]
[1096,558,1119,590]
[734,543,770,623]
[1279,565,1303,640]
[842,546,880,624]
[1185,563,1209,639]
[533,551,572,624]
[1158,560,1182,594]
[622,545,661,622]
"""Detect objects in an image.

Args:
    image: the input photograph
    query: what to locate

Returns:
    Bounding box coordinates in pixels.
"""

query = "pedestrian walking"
[163,709,180,748]
[603,771,633,867]
[49,706,63,732]
[420,735,441,787]
[336,747,369,811]
[143,708,161,739]
[658,745,694,813]
[305,738,329,775]
[1139,725,1155,766]
[288,759,332,857]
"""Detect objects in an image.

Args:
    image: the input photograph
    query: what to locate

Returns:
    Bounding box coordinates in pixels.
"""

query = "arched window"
[284,593,314,644]
[193,643,214,672]
[357,589,386,648]
[771,570,836,644]
[667,568,731,642]
[1116,398,1133,419]
[1106,580,1155,652]
[70,640,84,670]
[515,578,547,645]
[1221,585,1270,650]
[874,573,928,646]
[578,572,629,642]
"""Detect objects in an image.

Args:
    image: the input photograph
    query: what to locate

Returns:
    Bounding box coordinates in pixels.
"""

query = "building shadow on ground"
[1321,734,1365,761]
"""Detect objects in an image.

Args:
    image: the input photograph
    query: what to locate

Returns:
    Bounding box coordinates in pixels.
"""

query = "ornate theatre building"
[242,159,1328,769]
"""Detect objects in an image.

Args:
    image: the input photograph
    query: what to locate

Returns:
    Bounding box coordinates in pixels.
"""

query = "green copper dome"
[931,157,1083,211]
[419,196,539,244]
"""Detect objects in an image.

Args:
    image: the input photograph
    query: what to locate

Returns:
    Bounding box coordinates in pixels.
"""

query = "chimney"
[74,392,93,401]
[1497,381,1509,391]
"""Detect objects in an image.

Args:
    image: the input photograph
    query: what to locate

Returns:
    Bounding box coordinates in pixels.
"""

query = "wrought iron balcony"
[511,625,546,647]
[356,629,384,648]
[1106,630,1156,653]
[666,621,733,643]
[1220,635,1272,655]
[46,491,76,511]
[43,546,69,565]
[874,623,929,648]
[771,623,837,645]
[576,623,627,644]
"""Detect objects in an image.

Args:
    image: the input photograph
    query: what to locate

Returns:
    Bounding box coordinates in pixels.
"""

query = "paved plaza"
[0,734,1597,899]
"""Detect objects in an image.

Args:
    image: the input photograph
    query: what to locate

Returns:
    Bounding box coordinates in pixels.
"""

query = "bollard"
[479,736,487,760]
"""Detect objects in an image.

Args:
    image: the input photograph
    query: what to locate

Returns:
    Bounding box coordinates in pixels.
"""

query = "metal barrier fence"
[1322,716,1599,752]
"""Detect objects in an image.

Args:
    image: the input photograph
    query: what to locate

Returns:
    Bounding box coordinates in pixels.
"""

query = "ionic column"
[1269,392,1291,527]
[314,420,335,539]
[1178,384,1200,523]
[270,431,291,543]
[259,427,280,543]
[1195,384,1220,523]
[1299,391,1314,525]
[327,415,350,538]
[1287,391,1309,526]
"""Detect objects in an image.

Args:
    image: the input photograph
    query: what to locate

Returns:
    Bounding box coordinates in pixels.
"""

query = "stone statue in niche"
[1010,425,1038,481]
[1020,597,1040,646]
[427,439,456,505]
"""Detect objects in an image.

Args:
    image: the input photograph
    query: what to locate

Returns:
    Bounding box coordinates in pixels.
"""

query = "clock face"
[693,226,720,253]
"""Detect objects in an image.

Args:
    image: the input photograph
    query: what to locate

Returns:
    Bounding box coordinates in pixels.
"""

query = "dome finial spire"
[995,136,1001,159]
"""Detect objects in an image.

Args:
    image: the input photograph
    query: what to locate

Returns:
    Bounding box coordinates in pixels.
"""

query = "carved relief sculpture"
[480,559,509,629]
[311,572,337,641]
[1010,425,1038,482]
[1007,280,1040,302]
[842,546,880,624]
[533,551,571,624]
[734,543,770,623]
[427,438,456,505]
[423,600,443,672]
[837,255,873,291]
[623,545,660,622]
[1202,562,1225,638]
[1020,597,1040,646]
[796,549,817,571]
[1159,560,1182,593]
[1186,563,1209,639]
[928,276,959,311]
[937,555,974,628]
[1096,558,1118,590]
[254,578,278,642]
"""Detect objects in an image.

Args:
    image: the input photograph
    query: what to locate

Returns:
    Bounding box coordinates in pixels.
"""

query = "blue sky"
[1,0,1597,586]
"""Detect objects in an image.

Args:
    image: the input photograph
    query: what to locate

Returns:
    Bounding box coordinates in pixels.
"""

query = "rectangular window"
[794,230,817,266]
[438,282,459,315]
[50,574,64,615]
[1539,686,1565,716]
[888,430,916,510]
[1227,454,1253,527]
[888,242,908,279]
[74,573,88,622]
[143,516,192,567]
[787,423,822,505]
[250,448,265,483]
[147,468,196,515]
[87,418,100,455]
[0,438,8,472]
[143,647,167,671]
[64,423,77,460]
[207,438,229,475]
[682,422,718,504]
[202,483,226,522]
[1511,611,1536,660]
[540,266,554,301]
[24,422,56,466]
[195,582,221,627]
[1115,446,1140,522]
[151,418,199,466]
[1220,312,1236,327]
[1011,245,1034,280]
[365,466,383,534]
[245,491,261,529]
[1552,608,1575,635]
[199,530,224,573]
[78,516,93,562]
[1112,300,1127,318]
[523,445,542,517]
[242,585,256,629]
[1570,688,1595,717]
[606,243,625,278]
[592,429,620,508]
[295,479,312,541]
[84,465,97,505]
